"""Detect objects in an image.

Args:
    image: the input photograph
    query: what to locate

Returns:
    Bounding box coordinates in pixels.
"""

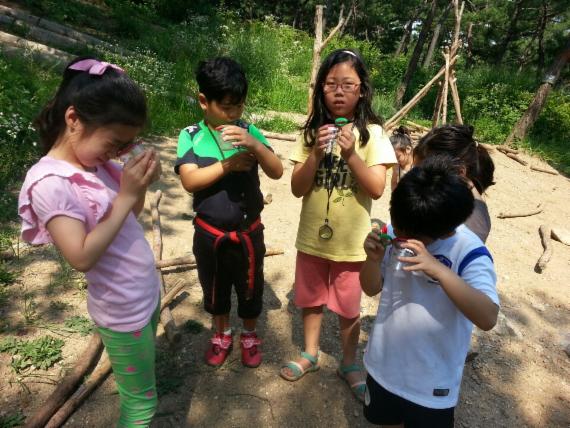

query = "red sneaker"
[240,332,262,368]
[205,333,233,367]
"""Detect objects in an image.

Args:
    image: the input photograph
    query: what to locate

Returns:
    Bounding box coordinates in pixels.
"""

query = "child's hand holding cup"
[119,143,162,183]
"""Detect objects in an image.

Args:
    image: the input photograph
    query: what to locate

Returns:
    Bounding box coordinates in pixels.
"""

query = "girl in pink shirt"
[18,57,161,427]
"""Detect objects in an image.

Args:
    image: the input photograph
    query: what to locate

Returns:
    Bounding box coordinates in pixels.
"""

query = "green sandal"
[280,351,320,381]
[337,364,366,402]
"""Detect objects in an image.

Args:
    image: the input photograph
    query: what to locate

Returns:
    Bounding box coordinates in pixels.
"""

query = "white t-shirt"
[364,225,499,409]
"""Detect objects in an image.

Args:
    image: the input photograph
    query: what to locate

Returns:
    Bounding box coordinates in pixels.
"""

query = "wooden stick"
[24,334,103,428]
[535,224,553,273]
[261,131,298,142]
[45,356,112,428]
[449,71,463,124]
[501,151,528,166]
[403,120,431,132]
[442,49,451,124]
[161,280,190,311]
[151,190,181,345]
[497,204,543,219]
[530,165,559,175]
[157,248,284,270]
[385,55,458,129]
[496,146,519,154]
[551,227,570,246]
[432,81,444,127]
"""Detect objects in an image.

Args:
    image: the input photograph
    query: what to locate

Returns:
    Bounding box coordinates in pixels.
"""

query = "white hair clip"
[342,50,358,57]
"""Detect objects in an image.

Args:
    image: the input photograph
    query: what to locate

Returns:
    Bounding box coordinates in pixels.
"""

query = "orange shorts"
[294,251,363,319]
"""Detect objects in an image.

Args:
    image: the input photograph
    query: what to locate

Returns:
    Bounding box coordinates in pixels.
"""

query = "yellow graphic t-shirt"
[290,124,397,262]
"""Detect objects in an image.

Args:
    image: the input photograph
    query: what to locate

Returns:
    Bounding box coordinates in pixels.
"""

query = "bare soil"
[1,133,569,428]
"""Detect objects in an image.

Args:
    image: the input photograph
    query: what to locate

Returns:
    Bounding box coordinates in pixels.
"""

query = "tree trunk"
[495,0,523,64]
[423,1,453,68]
[395,0,438,108]
[505,36,570,145]
[395,19,413,56]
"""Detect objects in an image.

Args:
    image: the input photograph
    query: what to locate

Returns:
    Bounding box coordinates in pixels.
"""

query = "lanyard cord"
[323,153,342,224]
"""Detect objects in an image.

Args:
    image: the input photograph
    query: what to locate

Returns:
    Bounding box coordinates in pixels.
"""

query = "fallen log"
[44,356,112,428]
[151,190,181,345]
[261,131,298,142]
[496,145,519,154]
[157,248,285,269]
[497,204,543,219]
[24,334,103,428]
[535,224,553,273]
[500,150,528,166]
[530,165,559,175]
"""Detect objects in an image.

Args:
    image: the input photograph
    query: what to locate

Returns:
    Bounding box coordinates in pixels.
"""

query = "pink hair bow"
[68,59,124,75]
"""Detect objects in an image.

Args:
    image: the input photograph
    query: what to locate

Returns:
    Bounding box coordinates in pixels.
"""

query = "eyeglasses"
[323,82,361,93]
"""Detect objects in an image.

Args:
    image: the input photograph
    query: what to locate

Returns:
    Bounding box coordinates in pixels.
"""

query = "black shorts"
[193,224,265,319]
[363,375,455,428]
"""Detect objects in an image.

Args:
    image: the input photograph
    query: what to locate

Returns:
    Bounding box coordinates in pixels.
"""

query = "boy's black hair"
[390,154,474,240]
[34,56,147,154]
[196,57,248,104]
[414,125,495,194]
[302,49,382,147]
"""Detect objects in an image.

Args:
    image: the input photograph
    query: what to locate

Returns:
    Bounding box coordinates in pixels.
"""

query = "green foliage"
[526,90,570,174]
[0,335,65,373]
[63,316,94,336]
[0,263,16,286]
[254,116,299,133]
[0,411,25,428]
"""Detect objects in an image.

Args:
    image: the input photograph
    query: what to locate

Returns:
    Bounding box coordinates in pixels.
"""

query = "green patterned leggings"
[97,306,159,427]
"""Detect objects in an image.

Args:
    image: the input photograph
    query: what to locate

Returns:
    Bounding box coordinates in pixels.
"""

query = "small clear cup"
[119,144,145,163]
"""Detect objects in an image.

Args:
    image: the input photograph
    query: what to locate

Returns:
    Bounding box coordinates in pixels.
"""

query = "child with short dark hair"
[175,57,283,368]
[360,155,499,428]
[389,126,413,191]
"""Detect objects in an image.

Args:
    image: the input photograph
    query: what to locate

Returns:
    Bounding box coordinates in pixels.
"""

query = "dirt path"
[1,134,569,427]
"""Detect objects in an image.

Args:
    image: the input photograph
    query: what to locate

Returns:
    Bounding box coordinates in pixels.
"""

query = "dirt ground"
[1,132,569,428]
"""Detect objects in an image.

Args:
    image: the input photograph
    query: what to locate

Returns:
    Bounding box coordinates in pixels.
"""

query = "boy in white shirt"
[360,155,499,427]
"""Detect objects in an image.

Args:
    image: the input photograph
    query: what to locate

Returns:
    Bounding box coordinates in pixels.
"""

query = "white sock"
[223,327,232,336]
[242,328,256,334]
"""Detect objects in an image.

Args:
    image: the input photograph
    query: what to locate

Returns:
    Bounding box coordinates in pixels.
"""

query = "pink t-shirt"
[18,157,160,332]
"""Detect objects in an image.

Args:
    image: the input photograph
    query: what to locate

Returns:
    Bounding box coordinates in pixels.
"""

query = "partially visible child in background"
[175,57,283,369]
[360,155,499,427]
[280,49,396,402]
[389,126,414,191]
[414,124,495,243]
[18,57,161,427]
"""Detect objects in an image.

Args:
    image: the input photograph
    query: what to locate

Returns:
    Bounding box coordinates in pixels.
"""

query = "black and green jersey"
[174,120,272,230]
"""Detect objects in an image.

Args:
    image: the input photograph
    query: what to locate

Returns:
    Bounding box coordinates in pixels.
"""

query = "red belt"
[195,216,262,302]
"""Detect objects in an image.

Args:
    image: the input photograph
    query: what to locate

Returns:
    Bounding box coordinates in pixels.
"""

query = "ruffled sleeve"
[18,159,113,245]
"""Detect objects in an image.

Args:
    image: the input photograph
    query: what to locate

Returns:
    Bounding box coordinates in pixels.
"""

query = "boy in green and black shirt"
[175,57,283,368]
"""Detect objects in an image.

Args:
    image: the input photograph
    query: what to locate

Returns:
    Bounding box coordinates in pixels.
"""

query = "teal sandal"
[280,351,320,381]
[337,364,366,402]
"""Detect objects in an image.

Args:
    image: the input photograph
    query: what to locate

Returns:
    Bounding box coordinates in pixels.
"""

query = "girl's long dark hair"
[414,124,495,194]
[303,49,382,147]
[34,56,147,154]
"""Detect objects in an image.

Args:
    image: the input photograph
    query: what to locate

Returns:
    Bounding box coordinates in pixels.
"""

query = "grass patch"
[254,116,299,133]
[0,335,65,374]
[0,411,25,428]
[63,316,94,336]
